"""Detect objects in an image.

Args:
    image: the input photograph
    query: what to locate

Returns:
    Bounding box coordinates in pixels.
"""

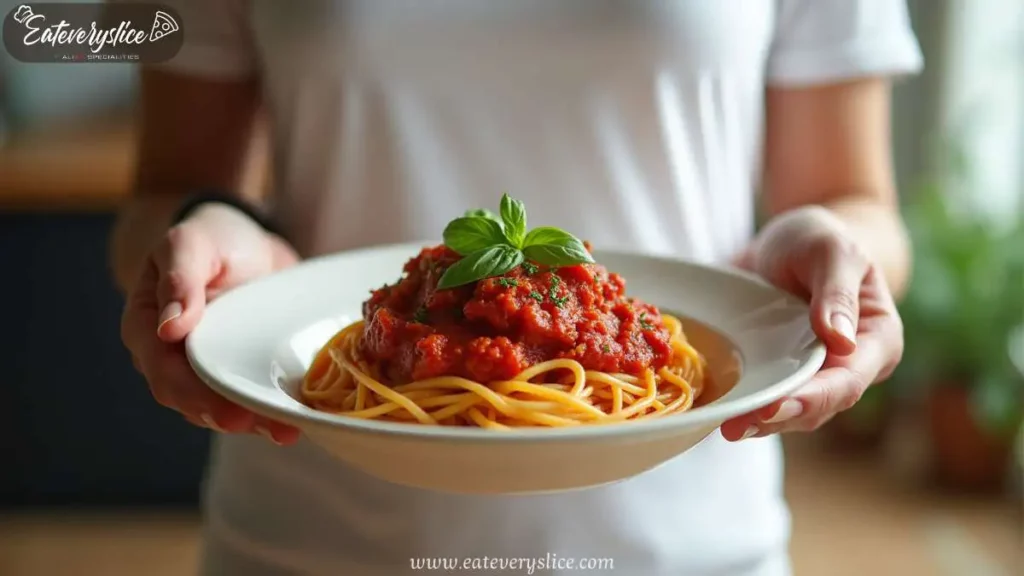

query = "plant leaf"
[523,226,579,248]
[968,371,1023,437]
[521,226,594,266]
[442,216,508,256]
[499,193,527,248]
[463,208,503,228]
[437,245,524,289]
[522,242,594,267]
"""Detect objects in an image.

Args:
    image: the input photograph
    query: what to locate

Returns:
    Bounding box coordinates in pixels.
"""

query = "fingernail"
[764,399,803,424]
[255,426,283,446]
[830,313,856,345]
[200,413,225,432]
[158,301,183,331]
[740,425,760,440]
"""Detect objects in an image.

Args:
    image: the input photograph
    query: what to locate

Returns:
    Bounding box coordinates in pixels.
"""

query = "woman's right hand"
[120,203,302,445]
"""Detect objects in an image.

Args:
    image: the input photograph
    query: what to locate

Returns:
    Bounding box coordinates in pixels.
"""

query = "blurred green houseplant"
[895,181,1024,432]
[891,168,1024,490]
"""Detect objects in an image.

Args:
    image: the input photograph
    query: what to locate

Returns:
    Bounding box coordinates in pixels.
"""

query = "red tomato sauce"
[360,245,673,384]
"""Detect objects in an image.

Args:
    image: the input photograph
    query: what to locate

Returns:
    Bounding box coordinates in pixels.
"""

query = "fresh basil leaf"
[500,193,527,248]
[522,241,594,267]
[523,226,581,248]
[464,208,503,228]
[437,244,525,289]
[443,216,508,256]
[521,226,595,266]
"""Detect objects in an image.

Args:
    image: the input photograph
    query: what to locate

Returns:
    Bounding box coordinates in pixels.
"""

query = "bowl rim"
[186,241,827,444]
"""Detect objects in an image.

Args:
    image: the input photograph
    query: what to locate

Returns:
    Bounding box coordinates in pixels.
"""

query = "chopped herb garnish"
[548,275,561,299]
[638,311,654,330]
[413,306,429,324]
[497,277,519,288]
[601,344,612,353]
[522,262,540,275]
[552,295,569,308]
[529,291,544,303]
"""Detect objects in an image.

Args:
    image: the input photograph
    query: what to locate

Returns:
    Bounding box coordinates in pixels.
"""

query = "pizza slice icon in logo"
[149,10,179,42]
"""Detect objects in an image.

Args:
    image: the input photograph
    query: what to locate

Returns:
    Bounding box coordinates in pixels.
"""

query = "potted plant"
[891,178,1024,492]
[1009,325,1024,516]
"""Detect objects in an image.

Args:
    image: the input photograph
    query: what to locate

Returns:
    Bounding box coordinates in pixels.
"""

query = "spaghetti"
[300,312,706,428]
[299,196,709,428]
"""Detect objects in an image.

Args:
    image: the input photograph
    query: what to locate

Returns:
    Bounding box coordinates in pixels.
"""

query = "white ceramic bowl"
[186,242,825,495]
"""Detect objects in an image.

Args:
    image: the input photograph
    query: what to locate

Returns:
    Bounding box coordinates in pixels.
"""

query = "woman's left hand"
[720,206,904,441]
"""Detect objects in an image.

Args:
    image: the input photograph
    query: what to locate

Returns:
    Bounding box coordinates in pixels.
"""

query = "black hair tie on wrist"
[172,190,282,238]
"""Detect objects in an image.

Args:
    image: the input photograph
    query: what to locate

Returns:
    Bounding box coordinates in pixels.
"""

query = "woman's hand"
[120,203,302,446]
[720,206,904,441]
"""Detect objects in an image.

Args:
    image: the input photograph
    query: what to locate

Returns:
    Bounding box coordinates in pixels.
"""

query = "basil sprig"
[437,193,594,289]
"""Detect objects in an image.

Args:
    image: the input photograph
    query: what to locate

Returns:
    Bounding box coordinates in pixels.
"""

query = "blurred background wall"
[1,0,1021,575]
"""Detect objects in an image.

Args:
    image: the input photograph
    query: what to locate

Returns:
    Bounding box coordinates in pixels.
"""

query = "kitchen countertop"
[0,116,137,212]
[0,115,269,212]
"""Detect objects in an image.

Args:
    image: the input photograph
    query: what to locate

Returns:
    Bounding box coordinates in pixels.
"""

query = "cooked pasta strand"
[299,316,706,428]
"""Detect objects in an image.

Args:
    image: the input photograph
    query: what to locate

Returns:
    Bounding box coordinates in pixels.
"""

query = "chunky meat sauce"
[361,245,672,384]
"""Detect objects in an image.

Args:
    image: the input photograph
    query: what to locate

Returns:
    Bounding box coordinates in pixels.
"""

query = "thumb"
[731,247,756,272]
[809,240,868,355]
[267,233,300,270]
[154,224,218,342]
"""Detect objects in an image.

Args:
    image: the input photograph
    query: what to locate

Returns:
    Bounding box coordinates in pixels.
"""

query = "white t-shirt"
[150,1,922,574]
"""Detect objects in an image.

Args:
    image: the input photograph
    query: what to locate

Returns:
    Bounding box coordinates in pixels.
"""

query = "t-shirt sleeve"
[109,0,257,78]
[767,0,924,86]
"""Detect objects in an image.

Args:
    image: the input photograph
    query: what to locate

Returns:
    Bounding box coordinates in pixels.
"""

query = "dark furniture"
[1,211,212,508]
[1,119,213,509]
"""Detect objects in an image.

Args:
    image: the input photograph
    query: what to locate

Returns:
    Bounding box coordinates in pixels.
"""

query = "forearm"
[762,77,911,297]
[112,70,267,293]
[109,192,191,294]
[820,195,911,299]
